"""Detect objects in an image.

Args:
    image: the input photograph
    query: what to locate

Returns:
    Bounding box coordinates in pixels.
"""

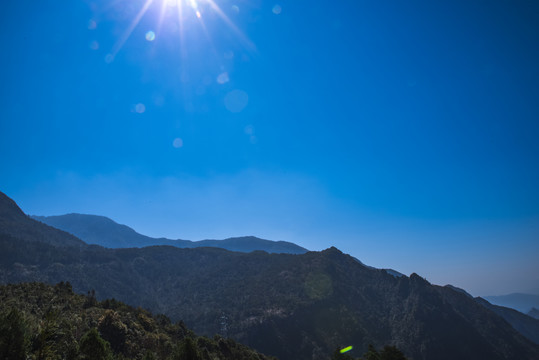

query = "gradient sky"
[1,0,538,296]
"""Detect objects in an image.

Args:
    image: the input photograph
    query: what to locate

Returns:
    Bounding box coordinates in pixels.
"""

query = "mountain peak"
[409,273,431,287]
[0,192,86,248]
[33,213,125,227]
[0,191,26,221]
[322,246,342,254]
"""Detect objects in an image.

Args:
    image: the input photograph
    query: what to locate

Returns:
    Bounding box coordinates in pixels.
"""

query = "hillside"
[2,236,539,360]
[0,282,275,360]
[2,192,539,360]
[32,213,308,254]
[0,192,86,248]
[474,297,539,345]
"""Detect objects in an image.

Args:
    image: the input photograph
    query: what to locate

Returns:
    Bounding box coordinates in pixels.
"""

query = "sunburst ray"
[109,0,155,61]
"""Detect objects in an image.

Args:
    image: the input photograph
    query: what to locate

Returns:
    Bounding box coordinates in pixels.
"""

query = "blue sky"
[1,0,538,296]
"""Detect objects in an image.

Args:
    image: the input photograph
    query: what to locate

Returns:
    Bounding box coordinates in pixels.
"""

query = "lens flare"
[88,19,97,30]
[224,90,248,113]
[272,4,282,15]
[145,30,156,41]
[172,138,183,148]
[103,0,255,61]
[135,103,146,113]
[217,72,229,84]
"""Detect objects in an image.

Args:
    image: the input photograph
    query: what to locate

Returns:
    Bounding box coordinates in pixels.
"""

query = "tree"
[363,344,381,360]
[379,345,407,360]
[0,309,30,360]
[36,311,61,360]
[143,350,157,360]
[172,337,201,360]
[84,289,98,308]
[97,310,128,353]
[35,311,79,360]
[79,328,113,360]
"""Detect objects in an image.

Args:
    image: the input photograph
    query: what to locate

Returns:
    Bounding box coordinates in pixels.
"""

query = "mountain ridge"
[2,191,539,359]
[2,236,539,359]
[484,293,539,314]
[0,192,86,248]
[475,297,539,345]
[31,213,308,254]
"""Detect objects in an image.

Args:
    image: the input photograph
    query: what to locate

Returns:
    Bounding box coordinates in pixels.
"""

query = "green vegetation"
[79,328,113,360]
[0,308,30,360]
[0,282,275,360]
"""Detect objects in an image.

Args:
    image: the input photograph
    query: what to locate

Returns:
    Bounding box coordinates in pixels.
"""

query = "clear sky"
[1,0,538,297]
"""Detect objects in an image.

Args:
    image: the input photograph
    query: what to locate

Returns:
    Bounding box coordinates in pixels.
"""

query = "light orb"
[145,30,156,41]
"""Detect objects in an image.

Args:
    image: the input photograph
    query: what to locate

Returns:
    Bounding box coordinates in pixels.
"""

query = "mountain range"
[31,212,405,277]
[2,190,539,359]
[484,293,539,314]
[31,213,308,254]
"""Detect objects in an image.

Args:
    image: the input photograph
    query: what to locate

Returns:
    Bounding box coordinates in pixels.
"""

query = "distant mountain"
[484,293,539,313]
[32,213,308,254]
[529,308,539,320]
[475,297,539,345]
[3,191,539,360]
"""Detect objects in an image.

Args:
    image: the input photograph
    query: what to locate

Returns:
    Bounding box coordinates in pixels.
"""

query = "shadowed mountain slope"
[2,237,539,360]
[0,191,85,248]
[475,297,539,345]
[2,192,539,360]
[32,213,308,254]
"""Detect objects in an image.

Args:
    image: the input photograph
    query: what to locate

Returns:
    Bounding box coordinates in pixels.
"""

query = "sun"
[105,0,253,63]
[163,0,202,19]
